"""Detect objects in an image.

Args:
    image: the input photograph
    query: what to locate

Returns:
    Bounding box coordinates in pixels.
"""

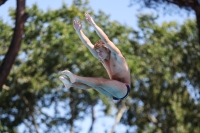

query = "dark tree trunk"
[0,0,28,90]
[194,4,200,44]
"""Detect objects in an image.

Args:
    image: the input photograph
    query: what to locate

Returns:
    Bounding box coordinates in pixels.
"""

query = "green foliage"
[0,19,12,57]
[0,0,199,132]
[0,1,133,132]
[123,14,200,133]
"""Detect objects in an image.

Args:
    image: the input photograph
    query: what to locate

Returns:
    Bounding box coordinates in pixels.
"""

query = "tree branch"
[109,101,127,133]
[31,114,39,133]
[194,4,200,44]
[166,0,200,43]
[88,102,96,133]
[0,0,28,90]
[0,0,7,6]
[130,0,200,44]
[24,120,32,133]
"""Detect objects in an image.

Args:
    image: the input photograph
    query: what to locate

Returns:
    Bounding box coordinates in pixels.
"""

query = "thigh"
[99,79,128,98]
[93,86,113,98]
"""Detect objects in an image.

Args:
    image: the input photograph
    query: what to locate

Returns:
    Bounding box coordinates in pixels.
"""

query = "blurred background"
[0,0,200,133]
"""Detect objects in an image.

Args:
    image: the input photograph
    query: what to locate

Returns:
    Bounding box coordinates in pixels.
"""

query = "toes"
[61,70,76,83]
[59,76,71,89]
[59,76,68,83]
[59,75,65,80]
[61,70,70,75]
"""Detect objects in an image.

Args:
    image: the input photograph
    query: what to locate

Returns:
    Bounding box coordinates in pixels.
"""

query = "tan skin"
[59,13,130,99]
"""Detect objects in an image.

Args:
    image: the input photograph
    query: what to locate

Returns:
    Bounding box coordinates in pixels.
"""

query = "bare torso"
[101,53,131,85]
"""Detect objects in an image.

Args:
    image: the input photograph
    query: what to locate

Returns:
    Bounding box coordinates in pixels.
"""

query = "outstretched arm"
[85,13,121,54]
[73,20,98,58]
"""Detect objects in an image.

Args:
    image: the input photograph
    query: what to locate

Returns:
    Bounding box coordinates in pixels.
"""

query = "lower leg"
[71,82,91,90]
[61,70,127,98]
[59,75,113,98]
[59,76,91,90]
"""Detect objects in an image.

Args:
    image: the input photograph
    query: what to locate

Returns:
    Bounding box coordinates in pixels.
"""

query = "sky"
[0,0,196,133]
[0,0,195,28]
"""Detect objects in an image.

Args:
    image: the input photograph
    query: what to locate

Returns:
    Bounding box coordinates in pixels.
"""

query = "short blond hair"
[94,40,106,50]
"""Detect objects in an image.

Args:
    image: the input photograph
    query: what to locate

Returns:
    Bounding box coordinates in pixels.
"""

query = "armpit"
[98,58,104,63]
[112,52,124,61]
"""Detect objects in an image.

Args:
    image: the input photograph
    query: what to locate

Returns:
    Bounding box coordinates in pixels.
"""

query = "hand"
[73,20,82,31]
[85,13,95,25]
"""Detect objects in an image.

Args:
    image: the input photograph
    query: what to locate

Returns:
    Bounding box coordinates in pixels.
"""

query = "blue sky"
[0,0,195,28]
[0,0,196,133]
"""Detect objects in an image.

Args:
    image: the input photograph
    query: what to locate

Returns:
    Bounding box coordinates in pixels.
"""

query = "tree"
[121,14,200,132]
[1,0,199,132]
[129,0,200,44]
[0,1,133,132]
[0,0,7,6]
[0,0,28,90]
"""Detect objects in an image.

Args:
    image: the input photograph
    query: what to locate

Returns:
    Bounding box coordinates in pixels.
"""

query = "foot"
[59,76,72,89]
[61,70,76,83]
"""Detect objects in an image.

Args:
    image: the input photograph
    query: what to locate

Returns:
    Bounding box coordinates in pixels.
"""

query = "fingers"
[73,20,76,25]
[73,20,82,30]
[85,13,90,21]
[85,13,95,25]
[73,20,80,25]
[85,12,88,17]
[85,12,90,18]
[61,70,76,83]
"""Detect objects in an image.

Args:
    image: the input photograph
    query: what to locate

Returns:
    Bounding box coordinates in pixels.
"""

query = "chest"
[102,55,122,73]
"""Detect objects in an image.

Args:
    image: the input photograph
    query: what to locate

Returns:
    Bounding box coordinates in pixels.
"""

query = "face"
[96,47,109,60]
